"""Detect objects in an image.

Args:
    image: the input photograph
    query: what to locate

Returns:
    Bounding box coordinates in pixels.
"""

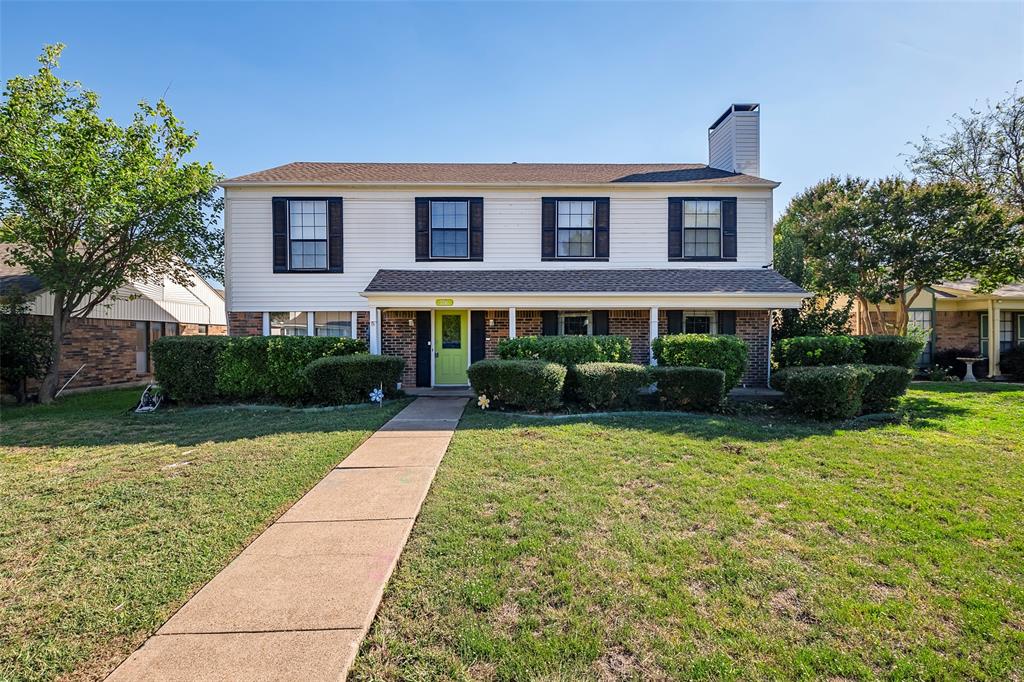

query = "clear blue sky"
[2,1,1022,217]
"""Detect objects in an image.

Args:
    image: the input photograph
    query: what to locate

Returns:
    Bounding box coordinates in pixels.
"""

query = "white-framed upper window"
[558,311,591,336]
[430,200,469,258]
[269,311,308,336]
[557,200,595,258]
[288,200,328,270]
[683,200,722,258]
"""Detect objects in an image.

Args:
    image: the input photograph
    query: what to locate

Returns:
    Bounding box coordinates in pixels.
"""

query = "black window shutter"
[595,198,610,259]
[327,198,343,272]
[469,198,484,261]
[667,310,684,334]
[470,311,486,363]
[718,310,736,335]
[541,198,556,259]
[415,311,432,387]
[272,197,288,272]
[667,198,683,259]
[592,310,609,335]
[415,198,430,261]
[722,198,737,259]
[541,310,558,336]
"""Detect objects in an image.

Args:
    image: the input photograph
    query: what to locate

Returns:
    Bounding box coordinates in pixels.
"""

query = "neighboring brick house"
[220,104,807,387]
[849,281,1024,377]
[0,248,227,391]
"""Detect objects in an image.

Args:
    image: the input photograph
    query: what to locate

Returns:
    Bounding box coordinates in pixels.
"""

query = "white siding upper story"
[225,185,775,312]
[28,271,227,325]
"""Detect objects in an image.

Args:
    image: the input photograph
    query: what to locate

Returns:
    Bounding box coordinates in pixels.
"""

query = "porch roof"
[362,268,806,296]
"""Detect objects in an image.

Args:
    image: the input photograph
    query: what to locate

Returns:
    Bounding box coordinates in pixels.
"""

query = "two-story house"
[221,104,806,388]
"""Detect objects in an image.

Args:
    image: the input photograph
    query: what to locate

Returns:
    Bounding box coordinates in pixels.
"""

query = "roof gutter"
[218,180,781,190]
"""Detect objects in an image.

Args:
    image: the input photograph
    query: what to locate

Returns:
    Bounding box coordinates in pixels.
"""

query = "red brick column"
[608,309,650,364]
[380,311,418,387]
[735,310,770,386]
[227,311,262,336]
[484,310,510,358]
[356,311,370,346]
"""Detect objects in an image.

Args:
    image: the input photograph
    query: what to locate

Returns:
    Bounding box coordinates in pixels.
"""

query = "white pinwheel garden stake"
[477,394,490,410]
[369,384,384,406]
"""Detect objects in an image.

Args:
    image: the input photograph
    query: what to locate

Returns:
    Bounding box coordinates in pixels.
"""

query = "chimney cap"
[709,103,760,132]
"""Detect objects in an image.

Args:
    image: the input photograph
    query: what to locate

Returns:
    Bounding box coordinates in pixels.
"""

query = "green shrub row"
[574,362,651,410]
[305,355,405,404]
[467,359,567,411]
[775,334,924,369]
[650,365,726,411]
[771,364,912,419]
[151,336,228,404]
[497,335,631,365]
[651,334,748,389]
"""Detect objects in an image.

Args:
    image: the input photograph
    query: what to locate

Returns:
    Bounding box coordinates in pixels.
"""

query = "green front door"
[435,310,469,385]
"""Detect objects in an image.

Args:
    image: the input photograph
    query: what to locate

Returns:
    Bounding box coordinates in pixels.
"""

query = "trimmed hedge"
[216,336,367,402]
[774,335,864,368]
[860,364,913,413]
[1000,347,1024,381]
[305,355,405,404]
[651,334,748,389]
[467,359,566,411]
[574,362,650,410]
[497,335,631,365]
[860,335,925,369]
[779,365,873,420]
[151,336,229,403]
[650,365,726,412]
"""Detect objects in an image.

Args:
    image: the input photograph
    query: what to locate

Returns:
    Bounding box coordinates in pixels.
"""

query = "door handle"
[435,351,439,358]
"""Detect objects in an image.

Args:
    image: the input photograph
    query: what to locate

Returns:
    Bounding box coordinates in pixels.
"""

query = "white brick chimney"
[708,103,760,177]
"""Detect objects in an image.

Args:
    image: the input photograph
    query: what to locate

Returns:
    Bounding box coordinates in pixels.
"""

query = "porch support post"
[350,311,358,339]
[508,307,517,339]
[369,306,380,355]
[649,306,659,365]
[261,312,270,336]
[306,312,315,337]
[989,299,1000,376]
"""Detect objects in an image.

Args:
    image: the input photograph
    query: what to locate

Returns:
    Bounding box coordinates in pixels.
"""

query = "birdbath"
[957,356,985,383]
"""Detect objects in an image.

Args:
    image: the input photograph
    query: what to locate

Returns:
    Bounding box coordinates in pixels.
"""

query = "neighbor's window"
[683,200,722,258]
[559,311,591,336]
[999,310,1014,352]
[289,200,328,270]
[314,311,353,337]
[430,201,469,258]
[197,325,208,335]
[269,311,308,336]
[557,200,595,258]
[909,309,933,366]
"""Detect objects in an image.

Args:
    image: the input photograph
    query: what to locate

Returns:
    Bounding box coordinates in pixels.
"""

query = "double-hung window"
[683,200,722,258]
[430,200,469,258]
[557,200,595,258]
[558,311,591,336]
[288,200,328,270]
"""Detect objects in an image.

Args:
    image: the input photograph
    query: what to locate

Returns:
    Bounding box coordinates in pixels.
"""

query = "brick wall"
[27,315,139,389]
[609,309,650,364]
[935,311,981,353]
[228,311,262,336]
[735,310,770,386]
[380,311,418,386]
[484,310,510,357]
[516,310,543,336]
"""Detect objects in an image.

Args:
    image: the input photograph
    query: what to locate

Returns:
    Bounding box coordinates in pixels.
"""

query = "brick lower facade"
[228,311,263,336]
[934,311,982,353]
[735,309,770,386]
[609,309,650,364]
[381,311,418,386]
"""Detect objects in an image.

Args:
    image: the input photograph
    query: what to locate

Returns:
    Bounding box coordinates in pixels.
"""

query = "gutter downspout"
[766,311,773,386]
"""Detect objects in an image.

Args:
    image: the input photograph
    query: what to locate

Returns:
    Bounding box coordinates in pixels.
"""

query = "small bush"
[781,365,873,420]
[859,364,913,413]
[574,362,650,410]
[860,335,925,369]
[497,335,631,365]
[305,354,405,404]
[216,336,367,402]
[774,335,864,368]
[651,334,748,389]
[467,359,567,411]
[650,365,727,412]
[1000,347,1024,381]
[152,336,229,403]
[932,347,989,380]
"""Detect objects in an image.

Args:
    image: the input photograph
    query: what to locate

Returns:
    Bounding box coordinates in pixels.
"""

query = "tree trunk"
[38,292,67,404]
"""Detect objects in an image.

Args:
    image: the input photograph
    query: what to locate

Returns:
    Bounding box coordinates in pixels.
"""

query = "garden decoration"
[134,384,164,413]
[477,394,490,410]
[957,356,985,382]
[370,384,384,406]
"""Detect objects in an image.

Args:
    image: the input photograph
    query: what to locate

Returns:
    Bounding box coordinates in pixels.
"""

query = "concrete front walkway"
[107,397,467,682]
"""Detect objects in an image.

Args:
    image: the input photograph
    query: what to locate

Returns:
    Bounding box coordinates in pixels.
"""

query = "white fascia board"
[219,180,780,190]
[359,291,805,310]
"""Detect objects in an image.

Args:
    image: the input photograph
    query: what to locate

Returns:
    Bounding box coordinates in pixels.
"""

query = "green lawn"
[0,389,408,681]
[352,383,1024,681]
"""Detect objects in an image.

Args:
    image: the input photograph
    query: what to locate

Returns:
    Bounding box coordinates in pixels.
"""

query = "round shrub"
[305,354,404,404]
[859,335,925,369]
[574,362,650,410]
[1000,347,1024,381]
[781,365,873,420]
[467,359,567,412]
[650,365,726,412]
[152,336,229,403]
[774,335,864,368]
[859,364,913,413]
[496,335,631,365]
[651,334,748,389]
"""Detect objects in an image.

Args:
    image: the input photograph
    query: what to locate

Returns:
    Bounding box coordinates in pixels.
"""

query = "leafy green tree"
[780,176,1023,335]
[0,286,53,403]
[0,44,222,402]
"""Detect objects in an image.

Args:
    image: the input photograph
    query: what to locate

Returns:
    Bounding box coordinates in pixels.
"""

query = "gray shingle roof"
[221,162,778,187]
[364,269,806,295]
